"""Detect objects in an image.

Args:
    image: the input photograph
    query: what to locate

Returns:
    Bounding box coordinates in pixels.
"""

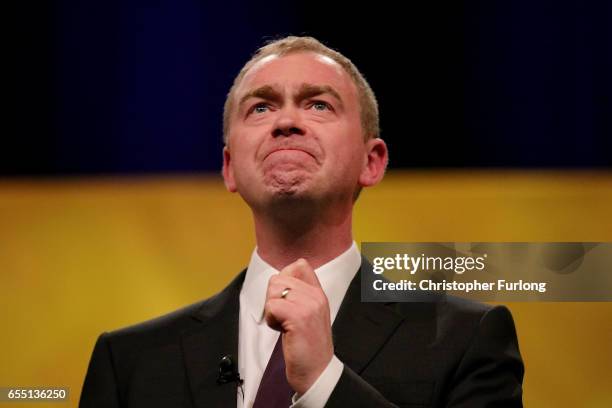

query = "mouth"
[264,148,317,161]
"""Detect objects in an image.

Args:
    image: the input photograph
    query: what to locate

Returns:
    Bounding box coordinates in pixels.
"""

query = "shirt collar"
[241,241,361,323]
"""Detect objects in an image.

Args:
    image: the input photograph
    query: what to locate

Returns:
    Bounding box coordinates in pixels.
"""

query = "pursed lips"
[263,147,318,163]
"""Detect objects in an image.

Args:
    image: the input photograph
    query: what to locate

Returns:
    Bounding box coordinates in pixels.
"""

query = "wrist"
[290,355,344,408]
[291,353,334,395]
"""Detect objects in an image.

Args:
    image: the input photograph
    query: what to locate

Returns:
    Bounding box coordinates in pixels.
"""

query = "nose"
[272,106,305,138]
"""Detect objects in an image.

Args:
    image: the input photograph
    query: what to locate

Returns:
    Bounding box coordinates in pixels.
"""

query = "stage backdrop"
[1,171,611,407]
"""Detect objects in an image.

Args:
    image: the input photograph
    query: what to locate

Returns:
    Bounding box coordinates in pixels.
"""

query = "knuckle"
[317,298,327,312]
[314,291,327,305]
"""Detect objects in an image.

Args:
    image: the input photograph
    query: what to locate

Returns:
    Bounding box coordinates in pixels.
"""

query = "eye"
[251,103,270,114]
[310,101,331,111]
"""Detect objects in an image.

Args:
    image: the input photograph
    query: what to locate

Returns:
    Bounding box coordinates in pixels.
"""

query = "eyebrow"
[238,85,282,110]
[238,83,345,111]
[295,83,344,109]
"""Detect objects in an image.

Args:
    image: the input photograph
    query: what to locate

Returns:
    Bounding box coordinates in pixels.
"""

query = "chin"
[264,170,315,196]
[267,185,313,201]
[262,183,324,211]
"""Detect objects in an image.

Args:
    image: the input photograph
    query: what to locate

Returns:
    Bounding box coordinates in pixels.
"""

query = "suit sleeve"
[325,305,523,408]
[324,364,399,408]
[80,332,121,408]
[445,305,524,407]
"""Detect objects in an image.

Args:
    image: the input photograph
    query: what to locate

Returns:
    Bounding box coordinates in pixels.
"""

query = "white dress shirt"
[237,241,361,408]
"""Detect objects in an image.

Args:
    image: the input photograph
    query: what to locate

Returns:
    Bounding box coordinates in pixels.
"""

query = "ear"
[222,146,237,192]
[358,138,388,188]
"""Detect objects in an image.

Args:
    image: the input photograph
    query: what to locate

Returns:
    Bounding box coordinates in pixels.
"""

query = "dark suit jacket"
[80,258,524,407]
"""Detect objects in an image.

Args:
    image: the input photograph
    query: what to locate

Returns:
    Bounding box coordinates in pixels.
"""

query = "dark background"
[7,0,611,176]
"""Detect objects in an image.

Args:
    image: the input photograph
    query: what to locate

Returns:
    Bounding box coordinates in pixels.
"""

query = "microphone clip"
[217,355,243,386]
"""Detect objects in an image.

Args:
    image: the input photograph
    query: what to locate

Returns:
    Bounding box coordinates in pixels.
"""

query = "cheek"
[325,142,364,179]
[229,132,259,164]
[329,123,365,167]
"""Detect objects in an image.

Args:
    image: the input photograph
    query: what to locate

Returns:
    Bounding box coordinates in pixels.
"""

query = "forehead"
[235,52,358,101]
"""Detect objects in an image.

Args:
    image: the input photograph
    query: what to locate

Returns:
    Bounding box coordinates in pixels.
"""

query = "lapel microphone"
[217,355,243,386]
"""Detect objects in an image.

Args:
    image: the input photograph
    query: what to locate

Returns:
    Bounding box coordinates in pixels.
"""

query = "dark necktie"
[252,335,295,408]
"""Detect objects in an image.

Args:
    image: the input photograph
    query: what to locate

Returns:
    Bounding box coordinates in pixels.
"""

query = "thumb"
[280,258,322,288]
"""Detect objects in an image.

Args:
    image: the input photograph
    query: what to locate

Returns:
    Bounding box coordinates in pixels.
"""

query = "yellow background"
[1,170,611,407]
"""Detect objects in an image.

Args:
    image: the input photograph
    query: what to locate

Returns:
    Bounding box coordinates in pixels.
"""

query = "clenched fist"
[264,258,334,395]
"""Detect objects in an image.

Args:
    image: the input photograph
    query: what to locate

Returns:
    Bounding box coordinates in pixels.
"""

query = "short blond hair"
[222,36,379,144]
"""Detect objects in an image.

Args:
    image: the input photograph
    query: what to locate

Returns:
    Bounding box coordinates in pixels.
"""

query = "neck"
[252,201,354,270]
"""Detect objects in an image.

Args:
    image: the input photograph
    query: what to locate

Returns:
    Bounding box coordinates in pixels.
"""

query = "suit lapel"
[180,257,408,406]
[181,270,245,408]
[332,257,405,374]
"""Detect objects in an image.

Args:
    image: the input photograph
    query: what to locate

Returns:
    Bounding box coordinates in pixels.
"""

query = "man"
[80,36,524,407]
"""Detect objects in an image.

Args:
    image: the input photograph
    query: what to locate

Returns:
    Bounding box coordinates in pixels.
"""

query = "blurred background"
[3,0,611,406]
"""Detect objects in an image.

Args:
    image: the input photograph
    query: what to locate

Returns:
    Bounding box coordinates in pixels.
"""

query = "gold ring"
[281,288,291,299]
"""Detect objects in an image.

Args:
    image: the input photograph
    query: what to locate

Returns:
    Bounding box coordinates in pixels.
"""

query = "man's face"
[223,52,372,211]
